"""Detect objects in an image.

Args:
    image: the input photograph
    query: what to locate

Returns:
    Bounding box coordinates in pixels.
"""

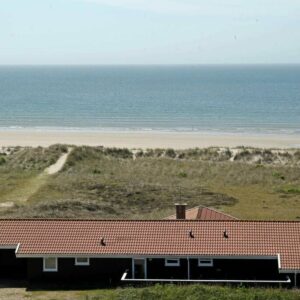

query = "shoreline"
[0,130,300,149]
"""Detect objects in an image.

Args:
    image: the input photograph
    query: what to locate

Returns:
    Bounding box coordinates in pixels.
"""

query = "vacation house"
[0,205,299,287]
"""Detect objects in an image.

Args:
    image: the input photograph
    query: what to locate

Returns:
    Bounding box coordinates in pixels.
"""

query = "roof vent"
[189,230,194,238]
[223,230,229,239]
[100,237,106,246]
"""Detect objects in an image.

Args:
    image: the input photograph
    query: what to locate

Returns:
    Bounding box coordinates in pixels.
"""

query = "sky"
[0,0,300,65]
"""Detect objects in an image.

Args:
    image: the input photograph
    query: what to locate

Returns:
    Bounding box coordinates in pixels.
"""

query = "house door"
[133,258,146,279]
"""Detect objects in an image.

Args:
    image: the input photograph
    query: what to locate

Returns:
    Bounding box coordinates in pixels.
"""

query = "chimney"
[175,203,187,219]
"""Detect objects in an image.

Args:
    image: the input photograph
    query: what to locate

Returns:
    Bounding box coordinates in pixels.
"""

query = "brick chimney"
[175,203,187,219]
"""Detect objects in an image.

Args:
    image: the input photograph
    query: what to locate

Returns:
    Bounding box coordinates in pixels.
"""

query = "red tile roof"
[166,206,237,220]
[0,219,299,271]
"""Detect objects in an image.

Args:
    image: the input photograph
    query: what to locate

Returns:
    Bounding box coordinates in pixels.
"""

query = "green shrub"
[93,168,101,174]
[165,148,176,158]
[135,150,144,158]
[104,148,133,159]
[233,149,251,161]
[154,149,164,157]
[272,172,285,180]
[279,186,300,194]
[0,157,6,165]
[185,148,200,159]
[178,171,188,178]
[223,148,232,158]
[177,153,185,159]
[88,284,300,300]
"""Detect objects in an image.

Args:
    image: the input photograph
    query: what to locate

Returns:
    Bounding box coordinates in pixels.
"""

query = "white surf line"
[45,148,72,175]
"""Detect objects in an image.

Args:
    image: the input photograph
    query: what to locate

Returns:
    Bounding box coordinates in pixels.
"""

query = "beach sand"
[0,130,299,149]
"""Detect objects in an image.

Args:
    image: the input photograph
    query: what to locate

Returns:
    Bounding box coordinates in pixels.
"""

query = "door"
[133,258,146,279]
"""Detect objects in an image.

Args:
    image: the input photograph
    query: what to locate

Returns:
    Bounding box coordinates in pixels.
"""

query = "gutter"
[15,254,279,259]
[121,272,291,284]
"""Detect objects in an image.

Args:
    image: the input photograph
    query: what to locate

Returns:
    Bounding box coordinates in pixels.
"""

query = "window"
[165,258,180,267]
[75,257,90,266]
[198,258,213,267]
[43,257,58,272]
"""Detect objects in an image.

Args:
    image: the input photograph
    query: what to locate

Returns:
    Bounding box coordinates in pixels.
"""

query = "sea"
[0,65,299,135]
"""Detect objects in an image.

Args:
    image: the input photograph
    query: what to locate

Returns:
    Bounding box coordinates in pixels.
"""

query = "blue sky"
[1,0,300,64]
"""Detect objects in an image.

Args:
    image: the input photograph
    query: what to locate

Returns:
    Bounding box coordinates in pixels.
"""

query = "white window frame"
[75,257,90,266]
[198,258,213,267]
[43,257,58,272]
[165,258,180,267]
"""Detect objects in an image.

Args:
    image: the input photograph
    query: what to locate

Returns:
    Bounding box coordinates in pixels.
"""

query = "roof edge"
[0,218,299,223]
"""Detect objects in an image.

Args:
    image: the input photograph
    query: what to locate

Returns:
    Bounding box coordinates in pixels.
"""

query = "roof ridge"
[198,206,239,220]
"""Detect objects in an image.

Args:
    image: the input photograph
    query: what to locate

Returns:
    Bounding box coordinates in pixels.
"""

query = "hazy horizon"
[1,63,300,67]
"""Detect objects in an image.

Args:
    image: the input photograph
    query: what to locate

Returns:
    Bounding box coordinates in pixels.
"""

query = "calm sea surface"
[0,65,299,134]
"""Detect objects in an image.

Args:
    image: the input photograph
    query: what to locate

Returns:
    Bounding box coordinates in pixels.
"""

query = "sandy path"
[0,149,72,207]
[45,148,72,175]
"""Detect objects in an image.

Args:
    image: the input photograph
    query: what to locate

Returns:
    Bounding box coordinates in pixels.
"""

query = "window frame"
[198,258,213,267]
[75,257,90,266]
[165,258,180,267]
[43,257,58,272]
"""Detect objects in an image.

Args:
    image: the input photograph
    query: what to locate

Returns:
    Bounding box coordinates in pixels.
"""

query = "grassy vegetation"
[0,145,68,203]
[0,145,299,219]
[278,186,300,195]
[0,146,299,297]
[2,284,299,300]
[1,146,238,218]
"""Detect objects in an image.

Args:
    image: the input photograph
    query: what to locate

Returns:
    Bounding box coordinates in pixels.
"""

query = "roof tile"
[0,219,299,270]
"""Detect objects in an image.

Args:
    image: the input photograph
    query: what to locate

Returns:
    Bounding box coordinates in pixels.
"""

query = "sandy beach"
[0,130,299,149]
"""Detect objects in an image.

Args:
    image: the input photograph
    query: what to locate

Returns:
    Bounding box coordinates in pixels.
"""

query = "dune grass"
[0,145,299,219]
[0,145,68,204]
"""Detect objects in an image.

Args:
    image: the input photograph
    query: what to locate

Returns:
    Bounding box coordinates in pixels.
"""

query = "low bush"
[280,186,300,194]
[0,156,6,166]
[84,284,300,300]
[272,172,285,180]
[165,148,176,158]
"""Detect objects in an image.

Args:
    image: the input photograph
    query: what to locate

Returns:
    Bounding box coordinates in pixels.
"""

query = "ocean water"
[0,65,299,134]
